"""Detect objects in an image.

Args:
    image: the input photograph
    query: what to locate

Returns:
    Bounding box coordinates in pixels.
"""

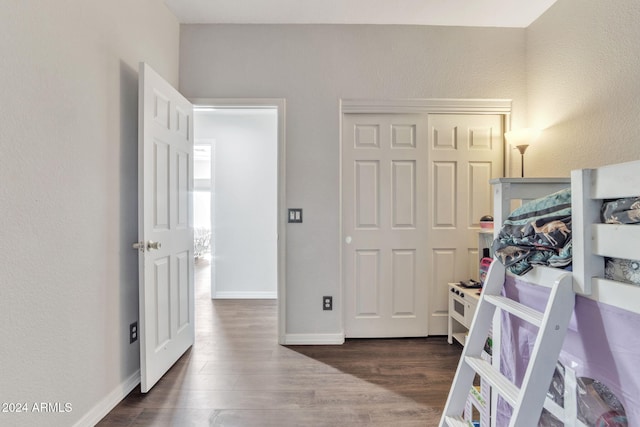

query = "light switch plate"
[288,208,303,223]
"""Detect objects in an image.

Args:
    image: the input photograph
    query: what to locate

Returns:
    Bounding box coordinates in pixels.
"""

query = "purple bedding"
[497,275,640,426]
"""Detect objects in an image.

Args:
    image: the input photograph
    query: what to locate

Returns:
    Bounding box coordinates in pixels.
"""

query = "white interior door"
[426,113,503,335]
[137,62,194,392]
[342,113,429,338]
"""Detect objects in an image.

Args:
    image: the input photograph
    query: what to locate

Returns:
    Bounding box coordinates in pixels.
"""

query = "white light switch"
[288,208,303,223]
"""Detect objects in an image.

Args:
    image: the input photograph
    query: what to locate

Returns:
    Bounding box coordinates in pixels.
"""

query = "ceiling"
[164,0,556,28]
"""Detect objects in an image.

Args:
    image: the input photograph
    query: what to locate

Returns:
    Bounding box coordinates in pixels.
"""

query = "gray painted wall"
[526,0,640,176]
[0,1,179,425]
[179,24,527,336]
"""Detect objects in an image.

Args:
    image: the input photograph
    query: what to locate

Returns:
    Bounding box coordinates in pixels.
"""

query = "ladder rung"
[544,395,565,422]
[484,295,543,327]
[465,356,519,407]
[443,415,470,427]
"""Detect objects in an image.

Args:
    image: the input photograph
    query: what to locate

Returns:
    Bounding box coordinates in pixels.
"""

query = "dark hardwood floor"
[98,257,461,426]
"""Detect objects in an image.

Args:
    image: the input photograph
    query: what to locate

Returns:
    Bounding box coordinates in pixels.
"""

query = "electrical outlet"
[129,321,138,344]
[323,296,333,311]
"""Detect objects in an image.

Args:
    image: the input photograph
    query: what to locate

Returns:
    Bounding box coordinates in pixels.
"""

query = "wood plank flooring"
[98,258,461,426]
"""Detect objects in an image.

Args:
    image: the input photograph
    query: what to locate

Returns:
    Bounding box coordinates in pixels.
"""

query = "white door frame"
[191,98,286,344]
[339,98,512,336]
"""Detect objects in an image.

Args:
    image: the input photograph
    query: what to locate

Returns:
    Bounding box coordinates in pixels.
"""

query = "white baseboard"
[73,369,140,427]
[213,291,277,299]
[283,333,345,345]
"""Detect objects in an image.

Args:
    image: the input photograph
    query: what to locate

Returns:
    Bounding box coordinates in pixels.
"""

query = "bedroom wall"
[0,2,178,426]
[526,0,640,176]
[179,24,527,338]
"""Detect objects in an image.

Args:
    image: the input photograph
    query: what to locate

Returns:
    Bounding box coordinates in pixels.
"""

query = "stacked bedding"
[602,197,640,285]
[492,190,640,285]
[492,188,572,276]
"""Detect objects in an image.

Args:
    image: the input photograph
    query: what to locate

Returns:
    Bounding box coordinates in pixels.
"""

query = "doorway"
[193,99,286,343]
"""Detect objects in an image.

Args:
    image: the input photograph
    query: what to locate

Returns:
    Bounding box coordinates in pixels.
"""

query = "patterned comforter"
[602,196,640,285]
[492,188,573,275]
[493,190,640,282]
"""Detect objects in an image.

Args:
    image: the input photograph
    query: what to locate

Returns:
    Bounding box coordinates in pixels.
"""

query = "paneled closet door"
[342,113,430,338]
[342,112,503,338]
[426,114,503,335]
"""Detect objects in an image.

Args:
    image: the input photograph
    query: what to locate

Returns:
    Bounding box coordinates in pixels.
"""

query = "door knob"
[345,236,352,244]
[132,241,162,252]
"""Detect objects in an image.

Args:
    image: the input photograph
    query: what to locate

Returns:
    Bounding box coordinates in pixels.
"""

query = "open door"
[135,62,194,392]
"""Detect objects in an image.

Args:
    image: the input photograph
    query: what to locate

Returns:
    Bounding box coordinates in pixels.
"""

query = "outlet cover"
[129,321,138,344]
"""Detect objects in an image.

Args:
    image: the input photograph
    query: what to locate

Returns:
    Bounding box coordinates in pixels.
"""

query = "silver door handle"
[132,241,162,252]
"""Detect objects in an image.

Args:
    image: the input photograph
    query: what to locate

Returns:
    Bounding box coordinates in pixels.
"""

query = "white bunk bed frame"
[441,159,640,427]
[490,160,640,427]
[572,160,640,311]
[492,160,640,312]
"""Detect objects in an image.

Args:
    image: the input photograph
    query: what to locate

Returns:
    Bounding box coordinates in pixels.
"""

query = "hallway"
[98,258,461,426]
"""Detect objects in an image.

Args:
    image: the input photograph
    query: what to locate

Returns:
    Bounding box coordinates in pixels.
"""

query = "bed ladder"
[439,261,575,427]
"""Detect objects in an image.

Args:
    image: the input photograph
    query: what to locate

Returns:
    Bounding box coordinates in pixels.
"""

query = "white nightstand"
[447,282,481,346]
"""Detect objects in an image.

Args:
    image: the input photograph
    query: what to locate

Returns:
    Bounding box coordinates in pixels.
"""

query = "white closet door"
[426,113,503,335]
[343,113,429,337]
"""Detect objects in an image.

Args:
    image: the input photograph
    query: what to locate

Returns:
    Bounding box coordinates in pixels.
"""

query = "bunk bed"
[489,160,640,427]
